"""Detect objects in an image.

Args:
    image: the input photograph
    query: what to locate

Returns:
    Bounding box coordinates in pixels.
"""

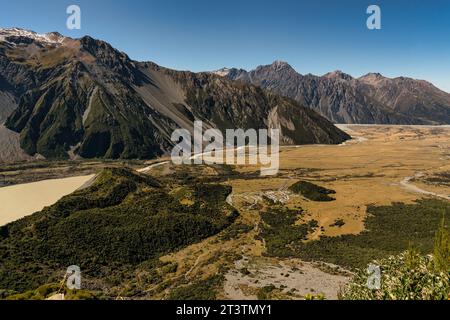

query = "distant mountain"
[215,61,450,124]
[0,28,349,160]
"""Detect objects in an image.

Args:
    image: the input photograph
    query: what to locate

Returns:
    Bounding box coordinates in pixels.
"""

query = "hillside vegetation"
[259,199,450,269]
[0,167,237,296]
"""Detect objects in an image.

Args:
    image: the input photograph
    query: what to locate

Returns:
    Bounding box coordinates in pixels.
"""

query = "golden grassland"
[237,125,450,237]
[1,125,448,299]
[145,125,450,299]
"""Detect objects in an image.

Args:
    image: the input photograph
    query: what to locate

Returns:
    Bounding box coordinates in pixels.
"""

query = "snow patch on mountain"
[0,28,66,45]
[212,68,232,77]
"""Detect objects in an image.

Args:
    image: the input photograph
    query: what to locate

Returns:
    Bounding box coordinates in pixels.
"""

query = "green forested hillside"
[0,167,237,295]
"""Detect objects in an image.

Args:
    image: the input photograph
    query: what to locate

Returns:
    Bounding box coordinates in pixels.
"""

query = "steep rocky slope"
[0,29,349,160]
[218,61,450,125]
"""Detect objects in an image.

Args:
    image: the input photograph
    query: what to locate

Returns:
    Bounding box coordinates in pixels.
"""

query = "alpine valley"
[0,28,449,301]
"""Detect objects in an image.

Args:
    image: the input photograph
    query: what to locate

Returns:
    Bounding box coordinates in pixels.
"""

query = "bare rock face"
[0,125,38,163]
[0,90,16,124]
[0,28,349,160]
[219,61,450,125]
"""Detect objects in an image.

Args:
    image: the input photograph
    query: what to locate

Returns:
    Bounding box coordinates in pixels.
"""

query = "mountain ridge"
[215,61,450,125]
[0,28,349,161]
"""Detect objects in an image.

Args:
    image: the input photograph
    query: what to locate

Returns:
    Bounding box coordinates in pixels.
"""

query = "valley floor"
[137,125,450,300]
[0,125,449,299]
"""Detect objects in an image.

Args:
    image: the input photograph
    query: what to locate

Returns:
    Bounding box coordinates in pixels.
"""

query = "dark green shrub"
[289,181,335,201]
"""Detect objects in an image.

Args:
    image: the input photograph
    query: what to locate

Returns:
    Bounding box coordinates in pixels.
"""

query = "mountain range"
[0,28,349,161]
[215,61,450,125]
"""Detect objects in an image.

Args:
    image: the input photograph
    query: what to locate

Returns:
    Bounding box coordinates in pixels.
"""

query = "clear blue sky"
[1,0,449,92]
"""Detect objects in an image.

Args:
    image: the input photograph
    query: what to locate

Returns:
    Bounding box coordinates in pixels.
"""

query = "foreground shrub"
[434,216,450,272]
[342,251,449,300]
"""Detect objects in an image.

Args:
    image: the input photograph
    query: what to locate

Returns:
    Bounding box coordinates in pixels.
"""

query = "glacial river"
[0,174,95,226]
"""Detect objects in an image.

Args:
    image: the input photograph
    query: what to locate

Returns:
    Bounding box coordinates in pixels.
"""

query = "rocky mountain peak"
[359,72,386,84]
[78,35,140,81]
[223,61,450,125]
[0,28,67,45]
[324,70,353,81]
[270,60,293,71]
[212,67,248,81]
[212,67,234,77]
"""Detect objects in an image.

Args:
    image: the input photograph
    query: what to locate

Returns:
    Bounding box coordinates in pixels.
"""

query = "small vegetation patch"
[219,223,253,241]
[289,181,336,201]
[257,285,277,300]
[425,172,450,187]
[259,206,318,257]
[330,219,346,228]
[167,275,224,300]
